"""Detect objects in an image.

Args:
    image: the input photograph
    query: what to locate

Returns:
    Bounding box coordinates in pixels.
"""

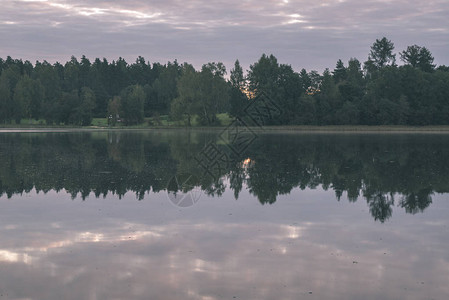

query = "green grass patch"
[6,116,449,133]
[91,118,109,127]
[217,113,233,126]
[89,113,233,128]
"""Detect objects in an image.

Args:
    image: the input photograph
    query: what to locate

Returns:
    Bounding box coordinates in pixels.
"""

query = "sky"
[1,0,449,72]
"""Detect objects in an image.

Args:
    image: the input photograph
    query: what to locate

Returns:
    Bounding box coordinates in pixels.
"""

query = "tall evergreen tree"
[230,59,245,89]
[400,45,435,72]
[333,59,347,83]
[229,59,247,118]
[367,37,396,70]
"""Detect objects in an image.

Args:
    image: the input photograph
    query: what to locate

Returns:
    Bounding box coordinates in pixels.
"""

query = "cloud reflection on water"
[0,187,448,300]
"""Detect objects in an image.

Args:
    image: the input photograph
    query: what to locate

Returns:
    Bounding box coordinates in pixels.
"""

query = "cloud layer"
[1,0,448,71]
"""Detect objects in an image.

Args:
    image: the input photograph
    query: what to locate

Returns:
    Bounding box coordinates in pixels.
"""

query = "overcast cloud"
[1,0,448,71]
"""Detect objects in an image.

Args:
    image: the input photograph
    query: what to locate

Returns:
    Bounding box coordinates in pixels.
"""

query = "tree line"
[1,37,449,126]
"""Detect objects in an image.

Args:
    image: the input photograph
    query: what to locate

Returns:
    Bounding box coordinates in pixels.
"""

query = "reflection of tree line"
[0,132,178,200]
[243,134,445,222]
[1,132,448,222]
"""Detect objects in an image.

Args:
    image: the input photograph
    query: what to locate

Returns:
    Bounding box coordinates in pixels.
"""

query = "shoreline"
[3,125,449,133]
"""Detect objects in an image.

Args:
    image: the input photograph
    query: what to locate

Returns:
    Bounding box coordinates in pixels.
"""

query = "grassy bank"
[3,114,449,132]
[0,113,234,128]
[3,125,449,133]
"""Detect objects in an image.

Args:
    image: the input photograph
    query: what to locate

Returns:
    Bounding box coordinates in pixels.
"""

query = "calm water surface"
[0,130,448,300]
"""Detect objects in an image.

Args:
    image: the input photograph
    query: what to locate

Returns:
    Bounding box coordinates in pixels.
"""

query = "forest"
[1,37,449,126]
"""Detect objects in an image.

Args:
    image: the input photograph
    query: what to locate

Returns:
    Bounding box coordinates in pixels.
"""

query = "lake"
[0,129,448,300]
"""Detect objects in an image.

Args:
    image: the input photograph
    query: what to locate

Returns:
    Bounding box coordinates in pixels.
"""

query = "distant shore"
[3,125,449,133]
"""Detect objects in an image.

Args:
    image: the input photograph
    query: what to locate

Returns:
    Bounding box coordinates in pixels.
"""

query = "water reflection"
[1,131,449,222]
[1,189,449,300]
[1,131,449,299]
